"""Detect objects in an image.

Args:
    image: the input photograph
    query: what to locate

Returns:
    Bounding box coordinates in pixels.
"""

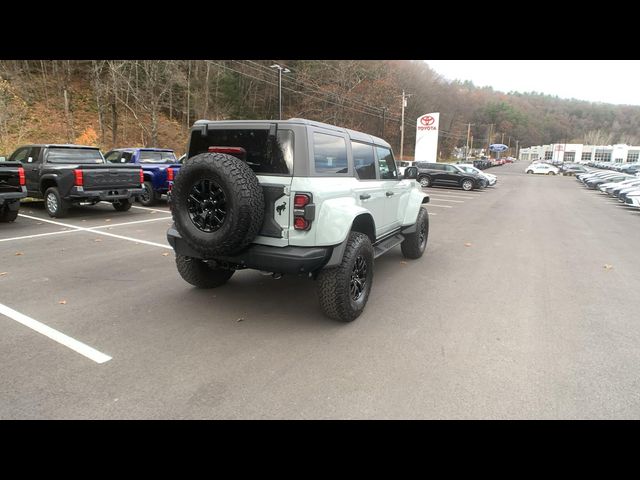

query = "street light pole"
[270,63,290,120]
[465,123,473,162]
[399,90,412,161]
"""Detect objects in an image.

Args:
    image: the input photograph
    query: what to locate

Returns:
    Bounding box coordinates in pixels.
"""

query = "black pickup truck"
[7,144,145,217]
[0,161,28,222]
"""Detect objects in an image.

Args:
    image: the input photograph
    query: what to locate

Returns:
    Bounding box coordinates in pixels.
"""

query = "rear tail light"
[18,167,25,186]
[140,169,144,184]
[293,193,313,231]
[167,167,174,181]
[74,169,83,187]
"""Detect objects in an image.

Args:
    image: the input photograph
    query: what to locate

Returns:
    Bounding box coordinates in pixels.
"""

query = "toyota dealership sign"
[415,112,439,162]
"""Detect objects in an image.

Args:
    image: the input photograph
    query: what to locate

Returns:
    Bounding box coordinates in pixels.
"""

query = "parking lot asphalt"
[2,164,640,419]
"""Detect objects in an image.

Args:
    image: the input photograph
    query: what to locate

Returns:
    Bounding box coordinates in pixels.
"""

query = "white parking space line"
[428,212,437,215]
[0,303,112,364]
[18,214,172,249]
[129,205,171,213]
[428,204,453,208]
[0,229,81,243]
[425,198,464,203]
[428,193,474,199]
[90,216,173,229]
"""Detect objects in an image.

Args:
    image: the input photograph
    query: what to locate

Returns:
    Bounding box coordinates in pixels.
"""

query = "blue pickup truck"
[104,148,181,206]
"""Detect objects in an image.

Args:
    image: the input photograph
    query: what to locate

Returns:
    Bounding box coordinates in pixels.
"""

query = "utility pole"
[487,124,494,158]
[501,132,505,144]
[465,123,473,162]
[270,63,290,120]
[515,139,519,160]
[381,107,387,138]
[399,90,412,160]
[400,91,406,160]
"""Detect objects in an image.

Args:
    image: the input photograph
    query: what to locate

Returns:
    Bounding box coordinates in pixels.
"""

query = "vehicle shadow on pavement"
[163,270,339,328]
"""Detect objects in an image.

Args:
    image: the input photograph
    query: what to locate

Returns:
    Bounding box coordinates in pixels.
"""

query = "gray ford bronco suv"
[168,119,430,322]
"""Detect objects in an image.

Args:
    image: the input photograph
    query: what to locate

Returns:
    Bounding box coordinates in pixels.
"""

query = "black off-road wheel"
[0,205,19,222]
[401,207,429,259]
[113,199,133,212]
[175,254,234,288]
[317,232,374,323]
[171,152,264,257]
[44,187,70,218]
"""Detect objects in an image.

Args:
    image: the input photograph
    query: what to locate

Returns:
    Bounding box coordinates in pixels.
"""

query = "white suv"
[167,119,430,322]
[526,162,559,175]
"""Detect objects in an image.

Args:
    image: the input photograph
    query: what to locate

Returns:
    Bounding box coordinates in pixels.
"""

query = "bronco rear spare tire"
[170,152,265,257]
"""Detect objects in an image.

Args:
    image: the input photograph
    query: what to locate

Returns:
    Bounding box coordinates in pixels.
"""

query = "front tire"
[526,170,533,174]
[44,187,70,218]
[401,207,429,259]
[547,171,556,175]
[113,198,133,212]
[317,232,374,322]
[175,254,234,288]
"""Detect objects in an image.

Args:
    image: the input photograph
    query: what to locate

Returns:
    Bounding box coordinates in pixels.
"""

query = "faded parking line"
[18,214,172,249]
[427,204,453,208]
[0,302,112,364]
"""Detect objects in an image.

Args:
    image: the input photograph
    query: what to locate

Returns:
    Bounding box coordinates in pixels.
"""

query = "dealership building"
[519,143,640,163]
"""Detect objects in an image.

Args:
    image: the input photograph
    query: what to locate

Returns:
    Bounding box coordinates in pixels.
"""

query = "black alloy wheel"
[187,178,227,233]
[350,255,368,301]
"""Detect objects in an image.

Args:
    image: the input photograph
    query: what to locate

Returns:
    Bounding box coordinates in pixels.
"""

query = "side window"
[351,141,376,180]
[444,165,456,173]
[313,132,348,174]
[376,146,397,180]
[11,147,31,163]
[121,152,133,163]
[105,151,123,163]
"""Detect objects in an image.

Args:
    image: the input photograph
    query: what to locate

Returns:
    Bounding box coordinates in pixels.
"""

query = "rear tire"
[175,254,234,288]
[526,170,533,174]
[418,176,431,187]
[462,179,474,191]
[317,232,374,322]
[0,205,19,222]
[138,181,159,206]
[44,187,69,218]
[113,198,133,212]
[401,208,429,259]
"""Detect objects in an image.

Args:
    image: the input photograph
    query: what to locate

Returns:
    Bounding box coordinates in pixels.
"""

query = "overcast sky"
[424,61,640,106]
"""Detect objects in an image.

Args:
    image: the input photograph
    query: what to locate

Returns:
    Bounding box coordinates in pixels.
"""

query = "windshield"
[47,148,105,164]
[139,151,177,164]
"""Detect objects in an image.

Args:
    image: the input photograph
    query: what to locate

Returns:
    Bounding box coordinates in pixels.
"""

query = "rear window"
[139,150,177,164]
[46,148,104,164]
[188,128,293,175]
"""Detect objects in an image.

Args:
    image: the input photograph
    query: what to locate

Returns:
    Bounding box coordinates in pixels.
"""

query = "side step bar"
[373,233,405,258]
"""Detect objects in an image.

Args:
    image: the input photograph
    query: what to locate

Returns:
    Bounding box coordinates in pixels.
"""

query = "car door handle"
[359,194,371,200]
[386,191,394,197]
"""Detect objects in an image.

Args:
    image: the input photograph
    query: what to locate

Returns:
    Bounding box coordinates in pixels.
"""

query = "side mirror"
[404,166,418,179]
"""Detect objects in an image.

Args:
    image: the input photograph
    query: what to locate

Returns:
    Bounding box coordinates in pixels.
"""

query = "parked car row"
[0,144,181,221]
[576,169,640,209]
[585,160,640,175]
[414,161,495,191]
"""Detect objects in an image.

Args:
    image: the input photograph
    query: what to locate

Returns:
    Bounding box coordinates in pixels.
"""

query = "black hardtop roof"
[191,118,391,149]
[24,144,100,149]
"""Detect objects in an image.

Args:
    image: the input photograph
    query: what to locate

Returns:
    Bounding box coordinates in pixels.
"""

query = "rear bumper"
[0,186,27,205]
[68,186,145,202]
[166,226,333,274]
